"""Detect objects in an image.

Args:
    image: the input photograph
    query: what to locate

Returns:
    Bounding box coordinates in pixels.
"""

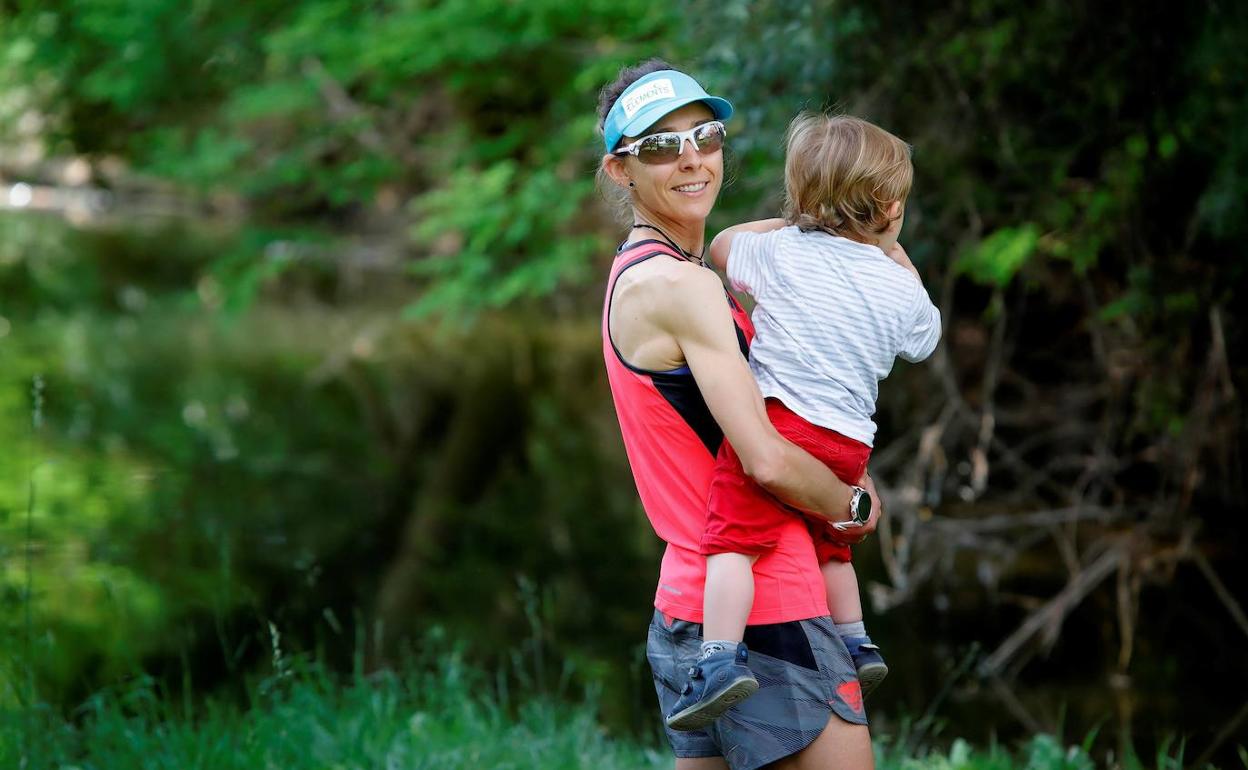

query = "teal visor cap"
[602,70,733,153]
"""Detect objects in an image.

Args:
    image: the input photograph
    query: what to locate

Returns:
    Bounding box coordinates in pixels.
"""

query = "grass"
[3,654,667,770]
[2,650,1228,770]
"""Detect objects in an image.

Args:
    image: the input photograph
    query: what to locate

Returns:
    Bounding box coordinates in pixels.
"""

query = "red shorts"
[703,399,871,563]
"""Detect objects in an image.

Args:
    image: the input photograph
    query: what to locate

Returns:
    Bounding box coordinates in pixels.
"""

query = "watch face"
[858,491,872,522]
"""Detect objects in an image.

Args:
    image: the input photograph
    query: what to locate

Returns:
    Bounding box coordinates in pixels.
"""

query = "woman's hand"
[827,471,883,544]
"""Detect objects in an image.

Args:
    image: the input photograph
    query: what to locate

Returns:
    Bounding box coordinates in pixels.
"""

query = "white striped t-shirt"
[728,226,942,446]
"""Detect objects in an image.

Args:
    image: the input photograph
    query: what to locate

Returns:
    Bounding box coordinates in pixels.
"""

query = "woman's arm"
[655,265,867,526]
[708,218,788,272]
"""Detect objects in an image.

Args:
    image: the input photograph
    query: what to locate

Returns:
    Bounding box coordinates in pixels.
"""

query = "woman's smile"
[672,181,710,195]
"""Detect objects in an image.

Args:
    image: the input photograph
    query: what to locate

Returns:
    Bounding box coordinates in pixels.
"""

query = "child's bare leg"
[820,559,863,624]
[665,551,762,731]
[703,551,758,642]
[822,558,888,696]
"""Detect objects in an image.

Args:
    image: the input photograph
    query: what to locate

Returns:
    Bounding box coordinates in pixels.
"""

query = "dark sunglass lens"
[637,133,683,164]
[694,123,724,152]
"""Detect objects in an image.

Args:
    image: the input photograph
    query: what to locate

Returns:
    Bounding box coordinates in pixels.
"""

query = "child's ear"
[886,200,903,220]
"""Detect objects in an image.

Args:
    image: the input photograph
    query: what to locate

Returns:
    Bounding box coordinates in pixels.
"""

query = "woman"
[598,60,881,770]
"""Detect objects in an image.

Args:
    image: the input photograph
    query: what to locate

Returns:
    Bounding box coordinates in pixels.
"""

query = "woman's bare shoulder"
[609,256,727,367]
[617,255,722,305]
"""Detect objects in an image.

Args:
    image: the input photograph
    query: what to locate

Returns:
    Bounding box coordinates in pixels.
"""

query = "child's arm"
[708,218,788,272]
[894,241,942,362]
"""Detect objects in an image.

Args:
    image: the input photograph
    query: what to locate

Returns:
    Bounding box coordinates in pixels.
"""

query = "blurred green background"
[1,0,1245,766]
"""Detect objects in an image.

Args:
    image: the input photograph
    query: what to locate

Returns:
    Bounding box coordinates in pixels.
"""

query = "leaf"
[955,225,1040,287]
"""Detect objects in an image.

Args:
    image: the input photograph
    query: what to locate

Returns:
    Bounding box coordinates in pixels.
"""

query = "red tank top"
[602,241,830,624]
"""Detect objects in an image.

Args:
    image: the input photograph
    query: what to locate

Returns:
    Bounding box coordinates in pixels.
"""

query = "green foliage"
[0,657,668,770]
[2,1,1246,760]
[694,0,1248,313]
[0,304,376,704]
[0,215,385,704]
[873,732,1210,770]
[0,1,283,153]
[1,0,679,312]
[1,656,1213,770]
[0,215,656,720]
[880,735,1096,770]
[691,0,1247,541]
[4,0,1247,320]
[408,150,601,315]
[956,225,1040,287]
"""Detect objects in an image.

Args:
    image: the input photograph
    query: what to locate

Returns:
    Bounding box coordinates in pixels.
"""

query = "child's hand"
[886,242,922,281]
[709,218,788,271]
[886,242,911,265]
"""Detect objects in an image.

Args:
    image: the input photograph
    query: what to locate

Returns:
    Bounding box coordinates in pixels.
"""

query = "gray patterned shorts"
[646,609,868,770]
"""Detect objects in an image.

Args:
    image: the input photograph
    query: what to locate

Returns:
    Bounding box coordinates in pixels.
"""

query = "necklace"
[631,222,702,264]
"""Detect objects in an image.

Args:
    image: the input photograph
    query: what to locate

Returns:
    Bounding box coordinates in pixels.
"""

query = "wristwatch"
[848,485,872,525]
[832,485,872,531]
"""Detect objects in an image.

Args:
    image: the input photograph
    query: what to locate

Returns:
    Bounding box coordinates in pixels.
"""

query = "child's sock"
[834,621,867,641]
[836,620,888,697]
[699,640,739,661]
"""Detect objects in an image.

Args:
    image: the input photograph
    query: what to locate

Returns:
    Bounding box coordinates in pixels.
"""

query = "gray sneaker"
[844,636,888,698]
[664,644,759,731]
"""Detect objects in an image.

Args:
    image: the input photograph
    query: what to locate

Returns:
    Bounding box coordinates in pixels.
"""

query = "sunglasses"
[612,121,727,165]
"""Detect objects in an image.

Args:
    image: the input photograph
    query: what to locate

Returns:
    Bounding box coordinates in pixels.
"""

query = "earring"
[628,181,635,188]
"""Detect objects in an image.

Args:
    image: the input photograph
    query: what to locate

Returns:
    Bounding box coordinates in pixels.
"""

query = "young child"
[665,113,942,731]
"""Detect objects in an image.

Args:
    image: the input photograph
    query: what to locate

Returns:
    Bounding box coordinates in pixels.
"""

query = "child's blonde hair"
[783,113,912,243]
